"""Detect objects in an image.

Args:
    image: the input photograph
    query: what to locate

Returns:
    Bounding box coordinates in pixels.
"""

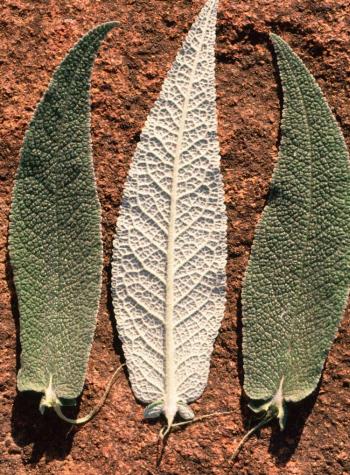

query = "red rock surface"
[0,1,349,474]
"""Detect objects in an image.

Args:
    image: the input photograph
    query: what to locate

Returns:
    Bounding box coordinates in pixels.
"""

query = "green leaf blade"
[9,23,116,403]
[242,34,350,420]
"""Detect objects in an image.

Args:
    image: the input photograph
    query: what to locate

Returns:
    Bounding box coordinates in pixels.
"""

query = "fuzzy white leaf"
[112,0,226,426]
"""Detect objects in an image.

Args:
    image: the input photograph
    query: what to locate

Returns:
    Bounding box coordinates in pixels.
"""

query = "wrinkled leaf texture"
[242,34,350,427]
[111,0,226,425]
[9,22,116,404]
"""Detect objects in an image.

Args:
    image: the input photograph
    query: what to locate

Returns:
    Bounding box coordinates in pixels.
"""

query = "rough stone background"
[0,0,349,474]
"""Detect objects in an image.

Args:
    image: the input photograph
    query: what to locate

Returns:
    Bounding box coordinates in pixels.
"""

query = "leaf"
[9,23,117,409]
[112,0,226,427]
[242,34,350,428]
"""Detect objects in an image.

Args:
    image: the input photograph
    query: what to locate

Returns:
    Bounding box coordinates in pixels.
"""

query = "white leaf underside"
[112,0,226,424]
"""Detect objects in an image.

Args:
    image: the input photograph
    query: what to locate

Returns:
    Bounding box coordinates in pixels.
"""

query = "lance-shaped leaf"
[9,23,117,411]
[112,0,226,427]
[242,34,350,429]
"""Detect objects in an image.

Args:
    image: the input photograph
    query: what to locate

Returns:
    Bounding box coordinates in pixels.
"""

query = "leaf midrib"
[163,1,215,414]
[277,44,315,393]
[44,36,100,382]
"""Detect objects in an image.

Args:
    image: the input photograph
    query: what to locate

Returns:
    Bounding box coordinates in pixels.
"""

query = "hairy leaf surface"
[112,0,226,425]
[242,34,350,427]
[9,23,116,406]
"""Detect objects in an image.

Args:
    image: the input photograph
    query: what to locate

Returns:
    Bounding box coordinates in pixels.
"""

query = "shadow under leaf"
[6,248,78,463]
[268,387,319,466]
[11,390,78,464]
[235,292,319,464]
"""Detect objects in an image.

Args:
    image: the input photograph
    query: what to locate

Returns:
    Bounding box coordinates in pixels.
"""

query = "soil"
[0,0,349,474]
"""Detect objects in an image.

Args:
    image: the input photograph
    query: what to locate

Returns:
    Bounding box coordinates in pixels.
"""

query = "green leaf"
[9,22,117,409]
[242,34,350,428]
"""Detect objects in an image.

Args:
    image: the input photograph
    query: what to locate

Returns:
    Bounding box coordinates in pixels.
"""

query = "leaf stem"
[52,364,125,425]
[172,410,235,429]
[159,410,235,440]
[230,415,273,462]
